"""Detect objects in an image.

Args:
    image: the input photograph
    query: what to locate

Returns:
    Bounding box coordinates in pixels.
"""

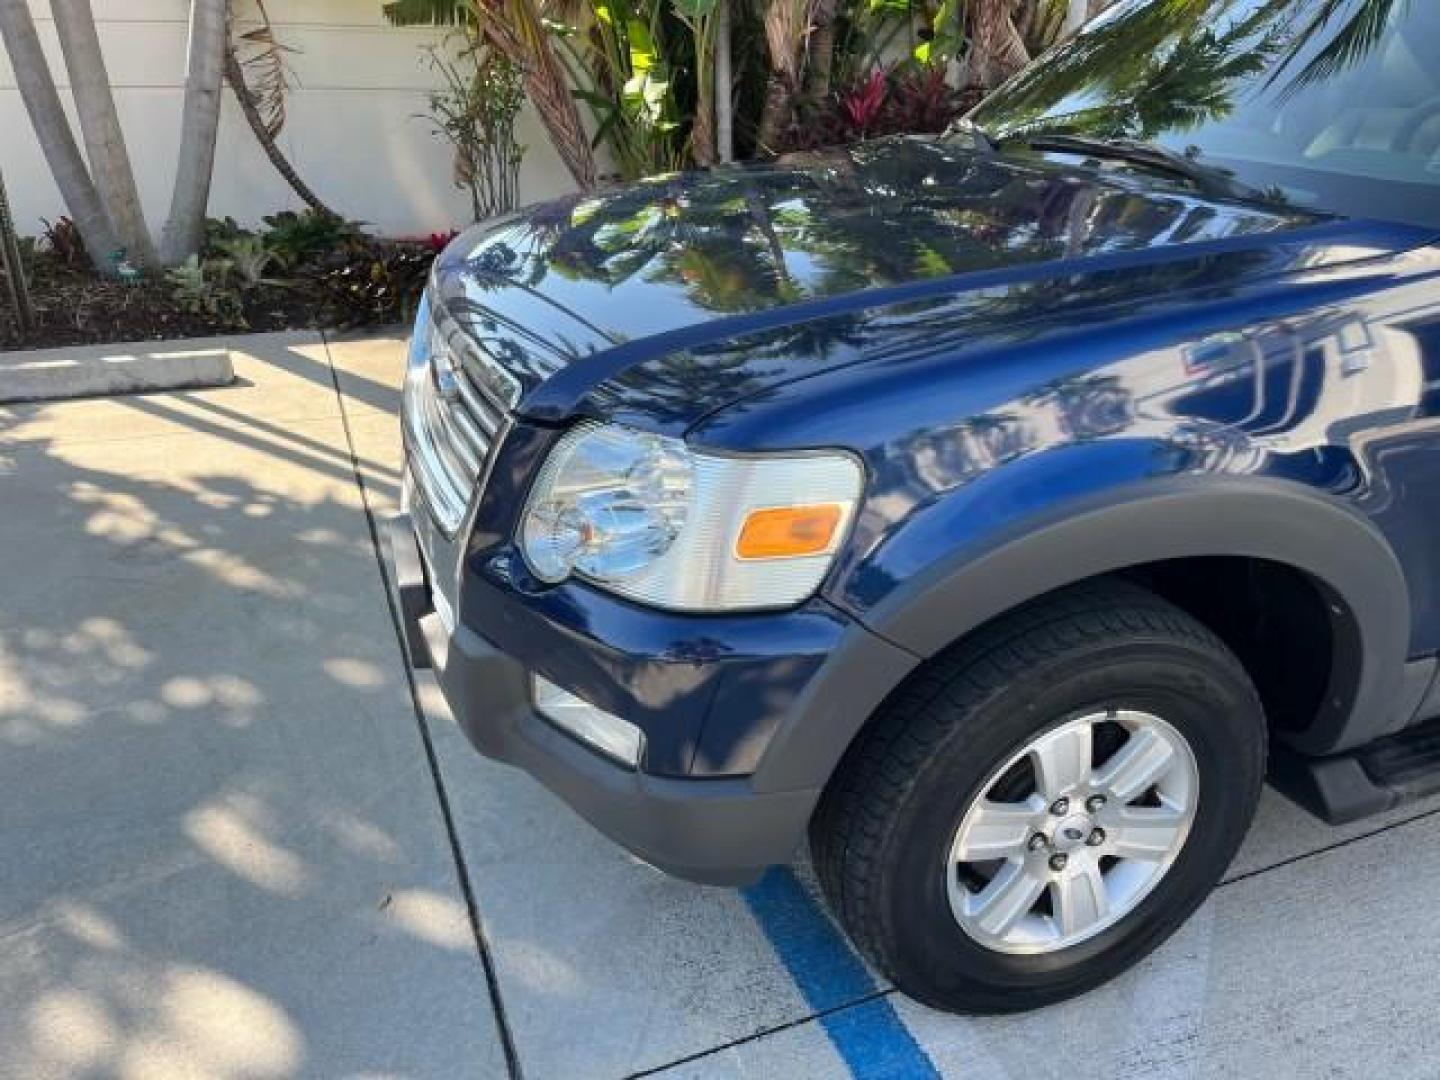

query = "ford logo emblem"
[432,346,462,402]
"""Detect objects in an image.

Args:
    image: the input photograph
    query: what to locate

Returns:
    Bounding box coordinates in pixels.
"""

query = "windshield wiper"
[1007,133,1266,203]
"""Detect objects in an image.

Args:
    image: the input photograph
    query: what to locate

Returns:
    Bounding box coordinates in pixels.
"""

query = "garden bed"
[2,212,440,353]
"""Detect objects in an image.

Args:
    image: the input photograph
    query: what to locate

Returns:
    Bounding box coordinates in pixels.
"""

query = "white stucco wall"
[0,0,579,239]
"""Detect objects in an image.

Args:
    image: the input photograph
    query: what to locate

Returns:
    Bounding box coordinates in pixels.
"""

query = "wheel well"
[872,557,1340,745]
[1117,557,1335,739]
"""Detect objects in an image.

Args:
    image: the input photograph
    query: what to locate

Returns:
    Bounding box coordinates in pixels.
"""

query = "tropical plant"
[754,0,816,154]
[422,39,527,220]
[672,0,722,165]
[166,254,247,323]
[40,216,88,268]
[966,0,1036,90]
[557,0,676,177]
[260,209,364,266]
[225,0,337,216]
[385,0,598,189]
[214,236,284,288]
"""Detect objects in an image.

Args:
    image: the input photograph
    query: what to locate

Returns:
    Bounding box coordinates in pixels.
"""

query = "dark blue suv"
[385,0,1440,1012]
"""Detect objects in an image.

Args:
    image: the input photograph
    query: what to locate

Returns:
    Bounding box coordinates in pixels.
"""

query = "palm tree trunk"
[0,0,121,276]
[1062,0,1089,37]
[51,0,157,269]
[968,0,1031,90]
[715,0,734,163]
[162,0,228,264]
[755,75,793,156]
[222,43,335,217]
[804,0,839,101]
[690,18,716,167]
[692,88,717,167]
[0,165,36,336]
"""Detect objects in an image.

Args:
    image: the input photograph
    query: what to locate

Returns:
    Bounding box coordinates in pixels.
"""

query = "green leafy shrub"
[214,236,285,288]
[203,216,256,253]
[260,209,364,267]
[166,255,247,325]
[422,42,526,222]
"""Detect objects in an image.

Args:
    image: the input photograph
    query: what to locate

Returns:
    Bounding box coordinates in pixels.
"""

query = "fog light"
[533,675,643,767]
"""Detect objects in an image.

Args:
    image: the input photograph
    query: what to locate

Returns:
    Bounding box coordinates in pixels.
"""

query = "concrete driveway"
[3,331,1438,1079]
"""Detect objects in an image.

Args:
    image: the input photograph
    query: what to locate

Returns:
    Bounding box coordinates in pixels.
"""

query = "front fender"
[842,472,1410,756]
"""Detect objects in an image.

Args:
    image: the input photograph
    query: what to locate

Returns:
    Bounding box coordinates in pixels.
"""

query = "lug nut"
[1049,797,1070,816]
[1048,852,1069,872]
[1027,832,1049,852]
[1086,795,1106,813]
[1086,828,1106,847]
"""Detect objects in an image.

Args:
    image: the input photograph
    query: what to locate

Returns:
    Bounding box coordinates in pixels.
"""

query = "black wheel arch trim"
[756,476,1410,794]
[845,476,1411,757]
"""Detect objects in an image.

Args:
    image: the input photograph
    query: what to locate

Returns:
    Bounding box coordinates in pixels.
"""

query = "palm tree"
[162,0,229,263]
[0,0,121,276]
[0,165,35,336]
[967,0,1032,90]
[225,0,335,216]
[755,0,815,154]
[1267,0,1403,97]
[51,0,156,268]
[674,0,721,165]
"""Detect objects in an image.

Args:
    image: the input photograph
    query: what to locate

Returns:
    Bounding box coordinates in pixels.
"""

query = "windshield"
[968,0,1440,228]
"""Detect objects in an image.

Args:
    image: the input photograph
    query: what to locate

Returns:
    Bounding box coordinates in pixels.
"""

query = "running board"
[1271,715,1440,824]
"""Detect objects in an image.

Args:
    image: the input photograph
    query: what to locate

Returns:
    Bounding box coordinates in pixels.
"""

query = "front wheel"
[811,581,1266,1013]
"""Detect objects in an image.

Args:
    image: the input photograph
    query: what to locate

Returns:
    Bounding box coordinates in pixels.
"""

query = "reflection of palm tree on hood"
[979,0,1414,145]
[1267,0,1408,98]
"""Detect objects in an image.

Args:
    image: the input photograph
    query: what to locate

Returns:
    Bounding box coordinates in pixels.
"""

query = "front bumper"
[382,511,822,885]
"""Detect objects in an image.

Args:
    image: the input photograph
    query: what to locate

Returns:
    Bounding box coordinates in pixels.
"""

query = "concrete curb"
[0,336,237,404]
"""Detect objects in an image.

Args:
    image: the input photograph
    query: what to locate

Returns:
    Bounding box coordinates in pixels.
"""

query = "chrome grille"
[403,301,518,535]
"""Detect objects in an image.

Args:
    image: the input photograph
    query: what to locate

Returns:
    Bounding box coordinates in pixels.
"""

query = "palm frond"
[382,0,471,26]
[1267,0,1404,98]
[235,0,294,138]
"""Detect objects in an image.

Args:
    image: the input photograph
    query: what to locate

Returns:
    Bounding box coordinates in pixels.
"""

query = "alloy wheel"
[946,709,1199,954]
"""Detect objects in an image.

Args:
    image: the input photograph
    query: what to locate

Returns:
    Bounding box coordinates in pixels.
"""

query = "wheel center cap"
[1053,814,1093,852]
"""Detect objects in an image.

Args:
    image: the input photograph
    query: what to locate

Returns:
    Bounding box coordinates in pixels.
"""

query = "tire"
[810,579,1266,1013]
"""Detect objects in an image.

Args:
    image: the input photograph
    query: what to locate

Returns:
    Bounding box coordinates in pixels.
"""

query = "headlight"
[519,422,862,612]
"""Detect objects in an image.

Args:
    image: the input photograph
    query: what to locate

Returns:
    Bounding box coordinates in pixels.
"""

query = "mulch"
[2,264,347,352]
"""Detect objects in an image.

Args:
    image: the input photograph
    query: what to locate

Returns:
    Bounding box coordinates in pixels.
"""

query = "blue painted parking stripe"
[742,867,940,1078]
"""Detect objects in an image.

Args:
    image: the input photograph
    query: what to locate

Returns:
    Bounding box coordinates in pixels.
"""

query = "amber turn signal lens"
[735,504,844,560]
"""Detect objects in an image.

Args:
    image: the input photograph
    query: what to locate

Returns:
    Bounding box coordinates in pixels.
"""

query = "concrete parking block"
[0,397,508,1076]
[1,333,340,455]
[0,338,234,404]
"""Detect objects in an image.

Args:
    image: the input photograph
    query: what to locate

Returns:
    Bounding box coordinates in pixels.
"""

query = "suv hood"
[430,136,1423,431]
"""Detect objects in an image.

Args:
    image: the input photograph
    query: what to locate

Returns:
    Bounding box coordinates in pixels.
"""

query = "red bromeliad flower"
[841,70,889,136]
[427,230,460,253]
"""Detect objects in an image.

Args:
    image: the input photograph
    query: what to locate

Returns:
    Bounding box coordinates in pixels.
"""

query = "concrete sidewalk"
[0,334,507,1078]
[5,331,1440,1079]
